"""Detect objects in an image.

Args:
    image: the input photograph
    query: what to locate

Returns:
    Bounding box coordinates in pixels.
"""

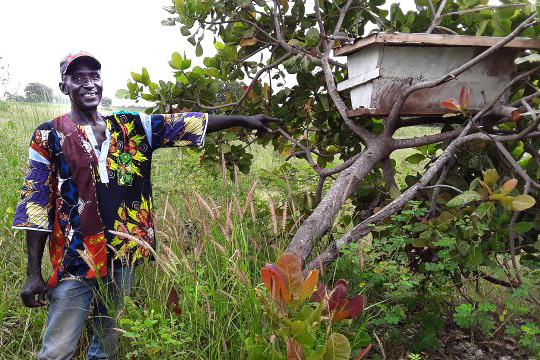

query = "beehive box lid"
[334,32,540,56]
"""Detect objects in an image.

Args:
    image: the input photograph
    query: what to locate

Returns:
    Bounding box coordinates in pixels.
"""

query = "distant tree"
[5,92,25,102]
[101,97,113,107]
[24,82,54,103]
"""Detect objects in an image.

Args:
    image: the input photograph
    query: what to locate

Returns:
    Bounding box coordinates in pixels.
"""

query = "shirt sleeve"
[139,112,208,151]
[12,125,55,232]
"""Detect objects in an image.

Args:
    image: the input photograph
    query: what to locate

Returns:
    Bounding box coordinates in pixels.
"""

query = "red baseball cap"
[60,51,101,76]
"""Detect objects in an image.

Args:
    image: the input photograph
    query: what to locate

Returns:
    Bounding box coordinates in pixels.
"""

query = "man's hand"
[243,114,283,136]
[22,230,49,307]
[206,114,283,134]
[21,275,49,307]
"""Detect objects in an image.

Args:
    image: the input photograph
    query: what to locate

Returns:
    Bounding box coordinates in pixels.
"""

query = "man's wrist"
[238,115,251,127]
[26,268,43,279]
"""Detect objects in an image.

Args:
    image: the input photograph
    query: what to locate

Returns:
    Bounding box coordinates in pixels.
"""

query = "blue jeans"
[39,265,135,360]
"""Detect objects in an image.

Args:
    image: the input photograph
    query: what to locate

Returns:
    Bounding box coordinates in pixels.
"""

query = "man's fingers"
[264,116,283,125]
[38,288,48,305]
[22,293,41,307]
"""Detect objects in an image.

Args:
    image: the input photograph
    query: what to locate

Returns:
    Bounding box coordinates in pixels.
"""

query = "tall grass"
[0,101,443,359]
[0,101,293,359]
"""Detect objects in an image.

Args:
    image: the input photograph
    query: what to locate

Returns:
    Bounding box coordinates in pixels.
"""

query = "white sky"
[0,0,417,105]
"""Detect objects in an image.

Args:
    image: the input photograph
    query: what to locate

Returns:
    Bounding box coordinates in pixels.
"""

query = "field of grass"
[0,101,319,359]
[1,101,536,359]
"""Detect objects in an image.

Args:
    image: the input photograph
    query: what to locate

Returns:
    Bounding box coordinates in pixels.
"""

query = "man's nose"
[82,78,95,87]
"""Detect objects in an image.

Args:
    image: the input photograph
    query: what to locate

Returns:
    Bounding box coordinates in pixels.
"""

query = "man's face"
[60,60,103,111]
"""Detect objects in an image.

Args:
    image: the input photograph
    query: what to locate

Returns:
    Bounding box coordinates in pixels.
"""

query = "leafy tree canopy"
[24,82,54,103]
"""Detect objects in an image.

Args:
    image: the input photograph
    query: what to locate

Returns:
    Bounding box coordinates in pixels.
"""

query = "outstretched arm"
[20,230,49,307]
[206,114,282,134]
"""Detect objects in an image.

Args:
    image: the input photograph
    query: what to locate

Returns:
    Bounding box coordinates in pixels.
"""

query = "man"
[12,51,280,359]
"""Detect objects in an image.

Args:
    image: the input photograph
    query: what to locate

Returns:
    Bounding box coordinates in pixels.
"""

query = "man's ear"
[59,80,67,95]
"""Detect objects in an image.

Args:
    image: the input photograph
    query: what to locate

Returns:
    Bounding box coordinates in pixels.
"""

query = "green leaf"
[205,67,221,78]
[483,169,498,188]
[305,27,320,47]
[514,222,533,234]
[169,52,184,70]
[511,195,536,211]
[322,333,351,360]
[389,186,401,200]
[466,246,484,269]
[447,191,484,208]
[476,19,489,36]
[196,42,203,57]
[141,67,150,86]
[181,58,191,70]
[131,71,142,83]
[472,202,494,219]
[180,26,191,36]
[115,89,129,99]
[404,153,426,164]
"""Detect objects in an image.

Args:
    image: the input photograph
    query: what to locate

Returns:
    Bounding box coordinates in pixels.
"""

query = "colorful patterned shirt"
[13,111,207,287]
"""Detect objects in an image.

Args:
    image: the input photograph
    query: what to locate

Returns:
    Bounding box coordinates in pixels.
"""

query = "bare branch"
[426,0,448,34]
[391,127,464,149]
[315,176,326,206]
[444,4,527,17]
[381,156,398,190]
[272,0,284,40]
[320,152,363,176]
[495,141,540,190]
[427,3,527,33]
[277,127,320,172]
[423,184,463,194]
[427,0,436,17]
[427,157,456,216]
[509,210,523,285]
[321,56,375,143]
[434,26,458,35]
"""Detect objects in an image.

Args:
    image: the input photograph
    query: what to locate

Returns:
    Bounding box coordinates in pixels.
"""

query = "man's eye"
[91,74,100,80]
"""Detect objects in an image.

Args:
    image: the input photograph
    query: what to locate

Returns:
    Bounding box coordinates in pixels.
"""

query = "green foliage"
[453,303,497,336]
[24,82,54,103]
[251,252,371,360]
[119,296,192,358]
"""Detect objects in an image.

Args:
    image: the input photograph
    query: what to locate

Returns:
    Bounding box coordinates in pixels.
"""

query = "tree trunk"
[286,141,388,262]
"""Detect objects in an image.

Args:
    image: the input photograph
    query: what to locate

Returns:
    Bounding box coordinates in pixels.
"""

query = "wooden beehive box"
[335,33,540,117]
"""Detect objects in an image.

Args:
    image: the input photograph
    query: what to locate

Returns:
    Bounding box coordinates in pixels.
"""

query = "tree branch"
[427,157,456,217]
[307,122,479,270]
[321,55,375,143]
[381,156,398,190]
[495,141,540,190]
[426,0,447,34]
[315,175,326,206]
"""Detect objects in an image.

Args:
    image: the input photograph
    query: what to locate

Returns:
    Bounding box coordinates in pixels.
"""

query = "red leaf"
[327,279,348,311]
[261,264,292,304]
[441,99,459,111]
[355,344,371,360]
[287,338,306,360]
[310,281,327,302]
[459,86,465,107]
[344,294,366,319]
[166,286,182,317]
